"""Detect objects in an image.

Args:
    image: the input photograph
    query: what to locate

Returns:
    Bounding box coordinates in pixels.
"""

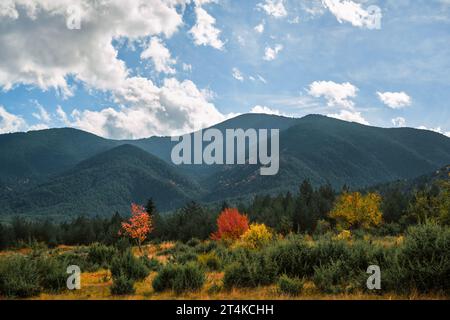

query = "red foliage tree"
[211,208,249,241]
[120,203,153,253]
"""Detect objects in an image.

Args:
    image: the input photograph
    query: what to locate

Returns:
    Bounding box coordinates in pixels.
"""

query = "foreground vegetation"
[1,177,449,300]
[0,222,449,300]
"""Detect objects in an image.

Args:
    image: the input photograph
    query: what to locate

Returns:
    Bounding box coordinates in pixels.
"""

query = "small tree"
[120,203,153,253]
[241,223,272,249]
[329,192,382,231]
[211,208,249,241]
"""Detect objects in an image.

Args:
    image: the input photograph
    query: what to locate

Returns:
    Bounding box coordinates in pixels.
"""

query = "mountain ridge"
[1,113,450,217]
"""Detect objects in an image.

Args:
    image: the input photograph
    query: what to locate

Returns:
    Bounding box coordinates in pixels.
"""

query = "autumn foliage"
[329,192,382,230]
[211,208,249,241]
[120,203,153,251]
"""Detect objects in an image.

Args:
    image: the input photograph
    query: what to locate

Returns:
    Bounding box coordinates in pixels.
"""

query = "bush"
[223,249,277,288]
[198,252,221,271]
[240,223,272,249]
[384,223,450,294]
[278,275,304,296]
[312,259,366,294]
[152,262,205,294]
[0,253,67,298]
[140,256,161,272]
[110,275,135,295]
[87,243,116,268]
[0,255,41,298]
[110,250,150,282]
[35,256,67,292]
[313,260,349,294]
[268,236,313,278]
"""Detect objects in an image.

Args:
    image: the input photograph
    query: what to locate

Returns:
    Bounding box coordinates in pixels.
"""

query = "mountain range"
[1,113,450,218]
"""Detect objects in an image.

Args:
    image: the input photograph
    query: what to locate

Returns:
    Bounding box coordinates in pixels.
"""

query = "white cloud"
[254,22,265,33]
[250,105,282,116]
[0,106,27,134]
[69,78,229,139]
[308,81,358,109]
[56,105,70,126]
[189,6,224,50]
[263,44,283,61]
[0,0,187,96]
[258,0,287,18]
[0,0,232,139]
[418,126,450,138]
[377,91,412,109]
[232,68,244,82]
[321,0,382,29]
[328,109,369,125]
[391,117,406,127]
[31,100,51,123]
[141,37,176,74]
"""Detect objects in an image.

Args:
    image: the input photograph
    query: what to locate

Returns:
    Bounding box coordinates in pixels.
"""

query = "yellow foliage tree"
[329,192,383,230]
[240,223,273,249]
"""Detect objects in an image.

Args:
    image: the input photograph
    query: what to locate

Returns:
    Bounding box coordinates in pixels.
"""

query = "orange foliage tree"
[211,208,249,241]
[120,203,153,253]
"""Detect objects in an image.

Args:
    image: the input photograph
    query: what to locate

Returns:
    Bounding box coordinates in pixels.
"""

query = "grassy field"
[0,242,444,301]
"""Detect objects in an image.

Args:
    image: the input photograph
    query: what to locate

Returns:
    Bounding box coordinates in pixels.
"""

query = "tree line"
[1,178,449,250]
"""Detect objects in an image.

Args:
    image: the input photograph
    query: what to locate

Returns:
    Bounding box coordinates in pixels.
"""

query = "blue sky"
[0,0,449,139]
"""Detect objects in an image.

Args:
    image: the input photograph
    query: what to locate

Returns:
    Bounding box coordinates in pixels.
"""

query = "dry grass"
[30,269,447,300]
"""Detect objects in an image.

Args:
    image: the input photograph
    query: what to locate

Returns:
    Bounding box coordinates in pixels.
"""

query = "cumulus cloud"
[327,109,369,125]
[68,78,228,139]
[232,68,244,82]
[377,91,412,109]
[308,81,358,109]
[189,6,224,50]
[0,0,232,139]
[263,44,283,61]
[257,0,287,18]
[141,37,176,74]
[321,0,382,29]
[0,106,27,134]
[0,0,187,96]
[250,105,282,115]
[391,117,406,127]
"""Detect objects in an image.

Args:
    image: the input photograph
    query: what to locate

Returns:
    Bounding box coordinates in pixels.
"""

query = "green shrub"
[312,260,349,294]
[198,252,221,271]
[384,223,450,294]
[277,275,304,296]
[152,262,205,294]
[194,241,218,254]
[0,255,41,298]
[140,256,161,271]
[87,243,116,268]
[223,249,277,288]
[35,256,67,292]
[110,275,135,295]
[268,237,313,278]
[110,250,150,282]
[172,250,198,264]
[312,259,365,294]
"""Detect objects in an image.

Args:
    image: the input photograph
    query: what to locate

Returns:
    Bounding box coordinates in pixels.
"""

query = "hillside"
[202,115,450,201]
[0,144,200,216]
[0,128,118,192]
[1,113,450,217]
